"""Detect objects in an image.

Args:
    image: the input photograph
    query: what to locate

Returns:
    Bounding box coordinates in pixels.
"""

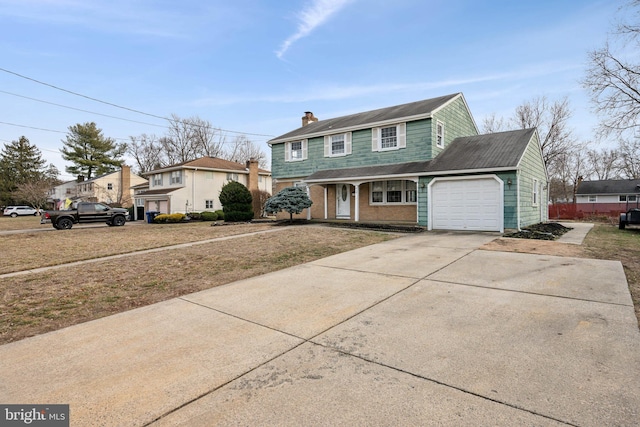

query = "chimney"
[120,165,132,207]
[246,158,259,192]
[77,175,85,182]
[301,111,318,127]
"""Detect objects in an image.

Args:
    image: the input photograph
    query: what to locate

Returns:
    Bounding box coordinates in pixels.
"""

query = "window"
[532,179,539,205]
[285,140,308,161]
[204,172,214,180]
[620,195,627,202]
[588,195,597,202]
[153,174,162,186]
[324,133,352,157]
[205,200,214,209]
[107,183,113,190]
[370,180,417,204]
[372,123,406,152]
[136,198,144,207]
[436,121,444,148]
[66,188,72,195]
[170,171,182,185]
[630,195,637,202]
[226,173,239,181]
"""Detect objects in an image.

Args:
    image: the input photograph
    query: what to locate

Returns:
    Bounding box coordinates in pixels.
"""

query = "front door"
[336,183,350,218]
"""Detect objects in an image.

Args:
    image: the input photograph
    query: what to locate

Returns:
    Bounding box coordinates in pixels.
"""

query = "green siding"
[271,96,477,179]
[517,132,548,228]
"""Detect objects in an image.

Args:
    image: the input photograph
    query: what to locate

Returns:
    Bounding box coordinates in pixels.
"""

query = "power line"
[0,67,276,138]
[0,90,166,128]
[0,120,129,141]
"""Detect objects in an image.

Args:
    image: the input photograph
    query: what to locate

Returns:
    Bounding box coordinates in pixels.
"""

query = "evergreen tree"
[0,136,47,205]
[219,181,254,222]
[60,122,125,179]
[264,186,313,223]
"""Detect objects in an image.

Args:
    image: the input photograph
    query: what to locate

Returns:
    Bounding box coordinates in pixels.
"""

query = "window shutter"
[302,139,308,160]
[371,128,379,152]
[345,132,352,155]
[324,136,330,157]
[285,142,291,161]
[398,123,406,148]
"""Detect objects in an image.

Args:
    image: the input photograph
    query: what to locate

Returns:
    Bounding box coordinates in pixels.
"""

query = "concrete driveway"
[1,229,639,426]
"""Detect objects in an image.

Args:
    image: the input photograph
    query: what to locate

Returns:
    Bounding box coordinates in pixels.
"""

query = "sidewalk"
[1,229,638,426]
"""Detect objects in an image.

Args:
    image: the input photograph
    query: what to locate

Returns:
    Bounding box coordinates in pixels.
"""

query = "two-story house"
[268,93,547,232]
[49,165,147,209]
[139,157,272,215]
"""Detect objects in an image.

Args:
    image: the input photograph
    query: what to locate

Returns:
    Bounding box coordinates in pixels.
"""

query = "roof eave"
[423,166,517,176]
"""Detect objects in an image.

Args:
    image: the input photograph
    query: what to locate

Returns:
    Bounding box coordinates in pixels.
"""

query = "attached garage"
[429,176,503,232]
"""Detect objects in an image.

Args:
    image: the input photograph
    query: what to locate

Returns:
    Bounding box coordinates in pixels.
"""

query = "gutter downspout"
[516,171,521,231]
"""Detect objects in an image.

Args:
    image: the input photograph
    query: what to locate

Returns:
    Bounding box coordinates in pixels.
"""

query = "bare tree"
[549,143,589,203]
[127,134,164,174]
[586,147,619,180]
[617,137,640,178]
[13,178,55,210]
[223,135,268,168]
[189,117,226,158]
[583,1,640,136]
[480,113,507,134]
[513,96,576,171]
[163,114,201,164]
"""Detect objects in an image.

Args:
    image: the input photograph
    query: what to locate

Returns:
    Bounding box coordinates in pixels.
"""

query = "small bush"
[200,211,218,221]
[215,210,224,220]
[188,212,202,220]
[153,213,186,223]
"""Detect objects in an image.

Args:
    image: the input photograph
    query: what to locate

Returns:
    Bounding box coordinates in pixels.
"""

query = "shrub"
[252,189,271,218]
[188,212,202,220]
[153,213,186,223]
[215,210,224,220]
[200,211,218,221]
[219,181,254,222]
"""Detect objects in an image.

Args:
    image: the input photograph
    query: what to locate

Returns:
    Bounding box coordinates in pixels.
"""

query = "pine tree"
[60,122,125,179]
[0,136,47,205]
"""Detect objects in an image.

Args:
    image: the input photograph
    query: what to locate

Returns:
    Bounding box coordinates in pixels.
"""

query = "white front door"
[336,183,350,218]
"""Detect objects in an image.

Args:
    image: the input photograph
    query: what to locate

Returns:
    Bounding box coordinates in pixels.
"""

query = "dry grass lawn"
[0,220,397,344]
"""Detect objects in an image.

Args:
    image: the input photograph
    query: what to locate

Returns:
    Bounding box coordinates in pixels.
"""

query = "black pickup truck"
[619,208,640,230]
[42,202,129,230]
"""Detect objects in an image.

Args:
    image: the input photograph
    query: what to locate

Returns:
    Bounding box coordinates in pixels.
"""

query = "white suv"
[3,206,40,217]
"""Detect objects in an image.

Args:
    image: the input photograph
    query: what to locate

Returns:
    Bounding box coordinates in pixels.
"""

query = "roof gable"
[577,179,640,195]
[144,156,252,175]
[426,128,537,173]
[269,93,462,144]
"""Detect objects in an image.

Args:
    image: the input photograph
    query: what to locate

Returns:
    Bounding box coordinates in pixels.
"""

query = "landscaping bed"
[504,222,572,240]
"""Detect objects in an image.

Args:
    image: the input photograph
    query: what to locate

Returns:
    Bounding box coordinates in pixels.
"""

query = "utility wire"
[0,67,276,138]
[0,89,166,128]
[0,120,129,141]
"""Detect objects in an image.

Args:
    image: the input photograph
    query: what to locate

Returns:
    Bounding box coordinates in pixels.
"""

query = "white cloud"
[276,0,354,59]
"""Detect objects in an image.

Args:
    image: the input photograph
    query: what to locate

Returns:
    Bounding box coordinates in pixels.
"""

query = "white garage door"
[430,178,502,231]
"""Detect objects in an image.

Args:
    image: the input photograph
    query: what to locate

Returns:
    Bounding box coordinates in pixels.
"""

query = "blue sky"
[0,0,624,179]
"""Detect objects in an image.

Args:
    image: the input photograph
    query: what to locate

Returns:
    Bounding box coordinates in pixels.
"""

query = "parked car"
[3,205,40,217]
[619,208,640,229]
[41,202,129,229]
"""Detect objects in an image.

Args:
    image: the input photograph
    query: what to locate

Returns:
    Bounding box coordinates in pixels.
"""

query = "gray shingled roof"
[425,128,537,173]
[577,179,640,195]
[269,93,461,143]
[305,161,431,182]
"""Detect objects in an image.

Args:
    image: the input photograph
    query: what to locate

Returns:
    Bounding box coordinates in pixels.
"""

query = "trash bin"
[146,211,158,224]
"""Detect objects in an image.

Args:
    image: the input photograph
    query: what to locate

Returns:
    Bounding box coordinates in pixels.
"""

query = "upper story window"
[153,173,162,187]
[436,120,445,148]
[226,173,239,181]
[170,171,182,185]
[324,132,352,157]
[66,188,72,194]
[372,123,406,152]
[285,140,308,162]
[107,183,113,190]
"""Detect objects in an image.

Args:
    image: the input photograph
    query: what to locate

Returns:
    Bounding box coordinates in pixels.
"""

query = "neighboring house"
[575,179,640,216]
[268,93,548,232]
[139,157,272,215]
[49,165,147,209]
